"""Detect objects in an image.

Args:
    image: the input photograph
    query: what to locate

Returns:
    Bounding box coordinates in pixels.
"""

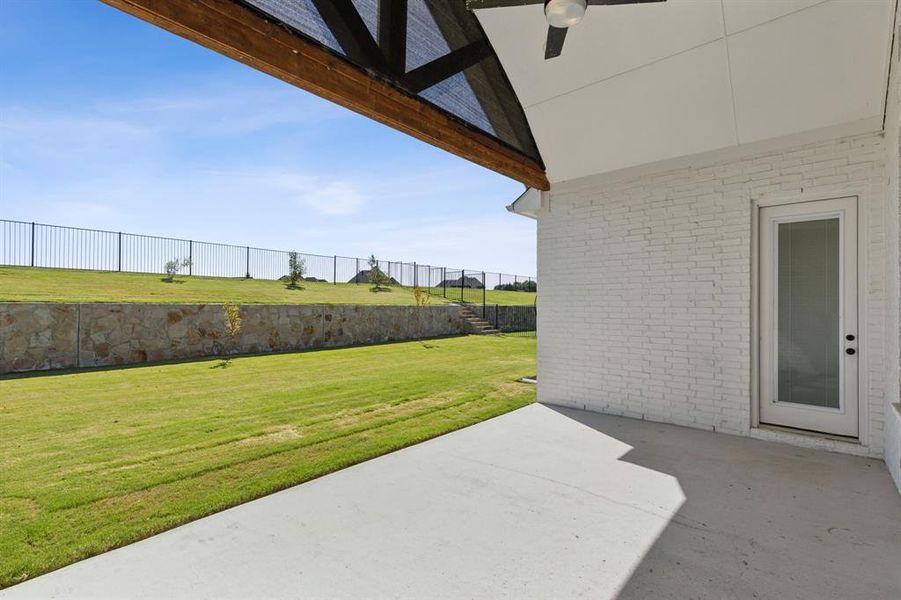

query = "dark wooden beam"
[99,0,549,190]
[402,39,493,93]
[427,2,540,159]
[310,0,386,71]
[378,0,407,77]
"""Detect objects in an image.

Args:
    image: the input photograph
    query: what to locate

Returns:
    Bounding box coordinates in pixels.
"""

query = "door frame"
[751,186,869,444]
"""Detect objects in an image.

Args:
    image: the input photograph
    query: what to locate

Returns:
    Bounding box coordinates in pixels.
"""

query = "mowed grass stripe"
[28,385,504,513]
[0,335,536,588]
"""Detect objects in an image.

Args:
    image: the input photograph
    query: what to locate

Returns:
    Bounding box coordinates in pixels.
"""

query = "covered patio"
[4,403,898,599]
[8,0,896,596]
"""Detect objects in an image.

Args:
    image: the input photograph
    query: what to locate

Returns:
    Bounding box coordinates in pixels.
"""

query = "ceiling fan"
[465,0,666,60]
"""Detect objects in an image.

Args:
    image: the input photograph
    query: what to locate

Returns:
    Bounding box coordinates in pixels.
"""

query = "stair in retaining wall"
[460,306,500,335]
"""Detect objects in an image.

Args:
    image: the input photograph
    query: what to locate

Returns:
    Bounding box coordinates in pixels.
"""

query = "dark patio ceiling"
[240,1,541,165]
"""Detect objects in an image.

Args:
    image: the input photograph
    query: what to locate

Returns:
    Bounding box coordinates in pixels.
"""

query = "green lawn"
[0,335,536,588]
[0,267,537,305]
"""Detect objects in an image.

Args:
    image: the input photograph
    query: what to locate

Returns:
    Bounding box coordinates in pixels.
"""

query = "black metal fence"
[487,303,536,337]
[0,219,536,301]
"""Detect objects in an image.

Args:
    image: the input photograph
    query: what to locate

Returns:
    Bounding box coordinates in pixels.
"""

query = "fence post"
[461,269,465,302]
[117,232,122,272]
[30,222,35,267]
[482,271,486,315]
[414,262,417,288]
[188,240,193,276]
[333,255,337,285]
[443,267,447,298]
[245,246,251,278]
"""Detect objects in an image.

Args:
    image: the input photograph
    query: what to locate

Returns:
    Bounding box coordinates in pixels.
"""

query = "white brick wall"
[537,131,891,457]
[883,9,901,489]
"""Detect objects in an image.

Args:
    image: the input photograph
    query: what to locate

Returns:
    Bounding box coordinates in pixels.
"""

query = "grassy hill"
[0,267,537,306]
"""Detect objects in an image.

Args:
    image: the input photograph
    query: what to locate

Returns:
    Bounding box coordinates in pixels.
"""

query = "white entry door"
[759,196,858,437]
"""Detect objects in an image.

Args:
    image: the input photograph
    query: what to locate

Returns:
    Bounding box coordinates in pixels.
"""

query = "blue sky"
[0,0,535,276]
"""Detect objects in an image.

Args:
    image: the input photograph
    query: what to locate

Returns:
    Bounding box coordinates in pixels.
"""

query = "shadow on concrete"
[3,404,897,599]
[546,405,901,600]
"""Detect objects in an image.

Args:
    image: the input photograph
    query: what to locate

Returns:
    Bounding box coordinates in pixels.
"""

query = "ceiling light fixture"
[466,0,666,60]
[544,0,587,28]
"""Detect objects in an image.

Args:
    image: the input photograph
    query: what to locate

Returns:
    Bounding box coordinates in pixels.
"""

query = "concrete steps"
[460,307,500,335]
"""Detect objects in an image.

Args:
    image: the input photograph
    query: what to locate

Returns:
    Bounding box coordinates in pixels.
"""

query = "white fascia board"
[506,187,541,219]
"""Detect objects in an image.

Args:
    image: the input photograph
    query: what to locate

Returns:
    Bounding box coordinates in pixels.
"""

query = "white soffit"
[722,0,824,34]
[526,41,737,181]
[728,0,892,144]
[475,0,895,183]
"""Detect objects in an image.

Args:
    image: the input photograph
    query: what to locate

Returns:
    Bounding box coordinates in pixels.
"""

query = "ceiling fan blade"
[587,0,666,5]
[544,26,567,60]
[466,0,544,9]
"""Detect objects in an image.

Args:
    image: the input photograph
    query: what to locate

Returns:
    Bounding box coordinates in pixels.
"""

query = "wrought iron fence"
[488,304,536,336]
[0,219,536,301]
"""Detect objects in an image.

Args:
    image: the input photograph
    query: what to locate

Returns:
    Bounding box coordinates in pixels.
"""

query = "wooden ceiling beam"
[427,1,541,162]
[99,0,549,190]
[402,39,493,94]
[378,0,408,77]
[309,0,386,72]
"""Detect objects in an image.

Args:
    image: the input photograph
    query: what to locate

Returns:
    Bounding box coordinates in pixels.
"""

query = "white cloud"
[92,80,347,138]
[301,181,365,216]
[0,76,348,173]
[0,106,154,167]
[251,171,366,216]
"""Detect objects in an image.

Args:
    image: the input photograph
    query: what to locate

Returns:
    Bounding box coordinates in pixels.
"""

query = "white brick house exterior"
[526,10,901,489]
[537,131,892,446]
[884,9,901,488]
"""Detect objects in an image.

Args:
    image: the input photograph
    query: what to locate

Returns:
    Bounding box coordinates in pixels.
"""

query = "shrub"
[223,303,242,340]
[493,280,537,293]
[163,258,192,282]
[368,254,391,292]
[219,302,242,367]
[287,251,306,288]
[413,286,431,306]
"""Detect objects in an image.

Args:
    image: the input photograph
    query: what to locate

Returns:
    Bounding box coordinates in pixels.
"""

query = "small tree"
[287,251,306,289]
[219,302,242,367]
[164,257,192,282]
[368,254,390,292]
[413,286,431,306]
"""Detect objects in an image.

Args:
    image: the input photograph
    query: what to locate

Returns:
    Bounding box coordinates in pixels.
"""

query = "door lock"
[845,348,856,355]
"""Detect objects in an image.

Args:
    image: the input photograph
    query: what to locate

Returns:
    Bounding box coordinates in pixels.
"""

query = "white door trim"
[759,197,857,435]
[750,186,869,445]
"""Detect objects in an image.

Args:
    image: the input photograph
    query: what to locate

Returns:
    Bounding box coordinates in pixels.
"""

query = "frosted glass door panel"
[776,219,840,409]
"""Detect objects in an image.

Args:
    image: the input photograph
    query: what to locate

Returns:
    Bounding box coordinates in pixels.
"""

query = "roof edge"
[506,187,541,219]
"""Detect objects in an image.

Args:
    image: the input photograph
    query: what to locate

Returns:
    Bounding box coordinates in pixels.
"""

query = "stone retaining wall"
[0,303,473,374]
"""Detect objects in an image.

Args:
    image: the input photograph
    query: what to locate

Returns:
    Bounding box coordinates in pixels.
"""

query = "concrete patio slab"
[3,403,899,599]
